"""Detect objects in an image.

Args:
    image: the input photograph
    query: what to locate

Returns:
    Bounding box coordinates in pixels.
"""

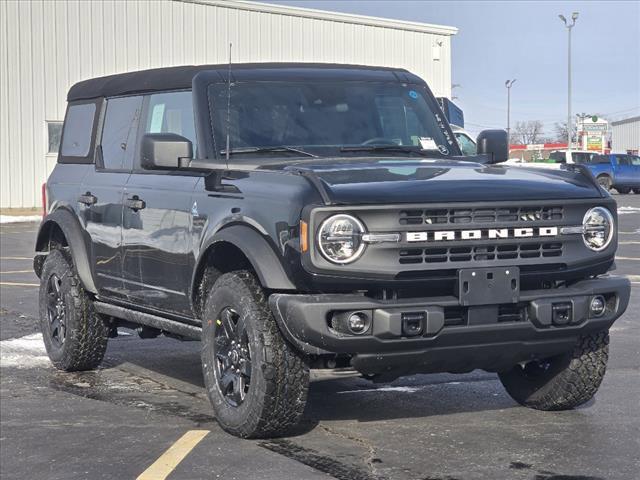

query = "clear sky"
[264,1,640,138]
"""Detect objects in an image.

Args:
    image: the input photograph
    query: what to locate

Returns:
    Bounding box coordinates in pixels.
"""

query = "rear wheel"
[499,331,609,410]
[201,270,309,438]
[596,175,612,191]
[616,186,631,194]
[633,188,640,194]
[38,249,109,371]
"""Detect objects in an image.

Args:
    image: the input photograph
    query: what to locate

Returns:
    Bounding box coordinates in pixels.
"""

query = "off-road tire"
[38,249,109,371]
[499,330,609,410]
[596,175,612,191]
[616,186,631,194]
[201,270,309,438]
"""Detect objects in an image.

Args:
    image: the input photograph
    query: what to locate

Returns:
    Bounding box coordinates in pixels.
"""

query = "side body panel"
[79,169,130,298]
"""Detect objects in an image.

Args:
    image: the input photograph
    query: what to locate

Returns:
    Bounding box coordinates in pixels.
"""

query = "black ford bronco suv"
[35,63,630,438]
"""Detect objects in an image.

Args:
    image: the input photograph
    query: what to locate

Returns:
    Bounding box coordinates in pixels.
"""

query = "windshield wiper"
[339,145,446,157]
[220,146,317,158]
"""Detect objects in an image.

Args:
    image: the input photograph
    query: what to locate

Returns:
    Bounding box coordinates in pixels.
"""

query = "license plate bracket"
[458,267,519,306]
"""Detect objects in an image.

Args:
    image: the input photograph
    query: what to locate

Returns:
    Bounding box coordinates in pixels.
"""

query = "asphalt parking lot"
[1,195,639,480]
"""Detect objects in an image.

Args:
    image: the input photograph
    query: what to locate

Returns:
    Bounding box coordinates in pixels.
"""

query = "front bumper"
[269,275,630,378]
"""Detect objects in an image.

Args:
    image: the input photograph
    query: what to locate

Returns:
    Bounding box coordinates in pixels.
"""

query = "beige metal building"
[0,0,457,210]
[611,116,640,154]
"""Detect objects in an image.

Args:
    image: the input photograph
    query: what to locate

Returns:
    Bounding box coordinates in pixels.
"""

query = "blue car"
[586,153,640,194]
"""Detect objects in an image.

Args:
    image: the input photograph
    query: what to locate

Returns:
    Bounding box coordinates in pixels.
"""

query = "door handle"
[78,192,97,206]
[125,196,146,211]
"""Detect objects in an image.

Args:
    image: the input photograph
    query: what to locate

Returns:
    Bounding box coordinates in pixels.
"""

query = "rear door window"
[59,102,97,161]
[100,96,143,170]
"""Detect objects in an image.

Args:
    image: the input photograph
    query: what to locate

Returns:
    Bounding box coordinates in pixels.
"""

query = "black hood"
[283,158,603,204]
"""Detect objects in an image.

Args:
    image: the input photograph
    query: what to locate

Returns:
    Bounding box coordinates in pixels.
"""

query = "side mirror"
[141,133,193,170]
[477,129,509,164]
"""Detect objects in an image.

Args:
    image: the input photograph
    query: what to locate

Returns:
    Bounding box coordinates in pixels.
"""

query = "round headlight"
[582,207,614,251]
[317,214,366,264]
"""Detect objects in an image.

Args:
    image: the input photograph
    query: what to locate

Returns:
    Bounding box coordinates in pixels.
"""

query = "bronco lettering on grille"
[406,227,559,242]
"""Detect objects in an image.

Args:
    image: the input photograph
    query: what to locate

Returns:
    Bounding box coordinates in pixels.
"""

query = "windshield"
[208,81,458,159]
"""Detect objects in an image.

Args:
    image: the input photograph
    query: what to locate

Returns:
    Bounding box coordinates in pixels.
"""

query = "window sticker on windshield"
[408,90,418,99]
[419,137,438,150]
[149,104,165,133]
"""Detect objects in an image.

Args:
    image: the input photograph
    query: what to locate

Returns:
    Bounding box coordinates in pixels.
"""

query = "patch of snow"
[338,382,466,394]
[0,215,42,224]
[0,333,50,368]
[618,206,640,215]
[338,386,422,394]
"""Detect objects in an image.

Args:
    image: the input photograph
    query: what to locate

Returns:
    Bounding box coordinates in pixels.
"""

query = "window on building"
[61,103,96,157]
[100,96,143,170]
[143,91,196,157]
[47,121,63,154]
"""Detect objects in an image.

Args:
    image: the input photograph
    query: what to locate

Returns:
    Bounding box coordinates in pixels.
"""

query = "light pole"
[451,83,461,100]
[559,12,579,150]
[505,79,516,145]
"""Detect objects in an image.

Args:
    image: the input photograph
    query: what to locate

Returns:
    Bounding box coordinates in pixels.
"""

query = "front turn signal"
[300,220,308,253]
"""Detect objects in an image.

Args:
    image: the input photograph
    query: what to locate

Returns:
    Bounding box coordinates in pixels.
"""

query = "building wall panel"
[611,118,640,153]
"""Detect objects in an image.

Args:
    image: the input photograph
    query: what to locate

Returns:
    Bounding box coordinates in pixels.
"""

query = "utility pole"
[505,79,516,146]
[559,12,579,150]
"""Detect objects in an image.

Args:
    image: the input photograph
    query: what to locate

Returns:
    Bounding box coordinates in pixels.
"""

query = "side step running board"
[94,302,201,340]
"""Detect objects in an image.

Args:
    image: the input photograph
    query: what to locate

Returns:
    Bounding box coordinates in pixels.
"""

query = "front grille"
[398,242,564,264]
[399,206,563,225]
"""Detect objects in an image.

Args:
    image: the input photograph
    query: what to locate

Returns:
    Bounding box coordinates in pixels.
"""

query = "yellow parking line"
[0,257,32,260]
[136,430,209,480]
[619,241,640,245]
[0,282,39,287]
[1,270,33,274]
[616,256,640,261]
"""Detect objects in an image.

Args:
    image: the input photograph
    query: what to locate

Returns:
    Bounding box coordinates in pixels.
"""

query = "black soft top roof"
[67,63,423,102]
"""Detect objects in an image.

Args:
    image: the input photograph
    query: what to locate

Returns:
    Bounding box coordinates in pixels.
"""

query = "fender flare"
[35,208,98,294]
[194,224,296,293]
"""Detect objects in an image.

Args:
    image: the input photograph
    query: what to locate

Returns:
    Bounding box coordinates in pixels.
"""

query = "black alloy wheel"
[214,307,252,407]
[38,249,109,371]
[45,273,67,347]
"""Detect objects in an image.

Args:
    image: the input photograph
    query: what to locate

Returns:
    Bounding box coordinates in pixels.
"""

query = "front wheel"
[616,186,631,194]
[499,331,609,410]
[201,270,309,438]
[632,188,640,194]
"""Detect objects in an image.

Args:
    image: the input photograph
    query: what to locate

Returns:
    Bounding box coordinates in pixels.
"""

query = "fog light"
[348,312,369,334]
[590,295,606,317]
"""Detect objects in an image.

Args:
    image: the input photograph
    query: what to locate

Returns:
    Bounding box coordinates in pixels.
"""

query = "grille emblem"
[406,227,559,242]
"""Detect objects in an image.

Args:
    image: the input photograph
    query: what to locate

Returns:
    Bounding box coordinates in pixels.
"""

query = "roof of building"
[186,0,458,36]
[611,116,640,126]
[67,63,422,101]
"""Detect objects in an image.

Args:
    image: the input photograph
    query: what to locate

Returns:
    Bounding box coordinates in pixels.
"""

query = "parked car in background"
[451,125,477,156]
[587,154,640,193]
[548,150,598,165]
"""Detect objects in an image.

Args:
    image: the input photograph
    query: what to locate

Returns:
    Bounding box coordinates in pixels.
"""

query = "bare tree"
[553,121,576,144]
[513,120,544,145]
